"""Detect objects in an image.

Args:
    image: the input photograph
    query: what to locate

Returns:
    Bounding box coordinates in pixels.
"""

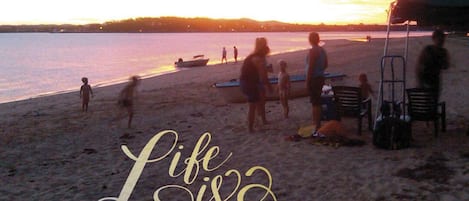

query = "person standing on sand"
[416,29,450,99]
[306,32,328,135]
[80,77,93,112]
[359,73,374,100]
[221,47,228,64]
[278,60,291,118]
[233,46,238,63]
[117,76,140,128]
[240,37,272,133]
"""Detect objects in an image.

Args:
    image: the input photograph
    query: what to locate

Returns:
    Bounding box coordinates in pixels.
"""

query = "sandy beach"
[1,37,468,201]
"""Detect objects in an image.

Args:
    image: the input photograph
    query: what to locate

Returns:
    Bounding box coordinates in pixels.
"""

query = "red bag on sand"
[317,120,345,136]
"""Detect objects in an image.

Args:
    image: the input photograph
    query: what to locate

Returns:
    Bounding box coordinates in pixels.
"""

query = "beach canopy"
[391,0,469,30]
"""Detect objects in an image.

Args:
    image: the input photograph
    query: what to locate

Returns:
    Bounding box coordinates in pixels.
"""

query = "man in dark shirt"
[416,29,450,99]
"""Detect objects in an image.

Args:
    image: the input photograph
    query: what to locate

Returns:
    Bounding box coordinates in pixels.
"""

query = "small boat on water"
[175,55,209,67]
[213,72,346,103]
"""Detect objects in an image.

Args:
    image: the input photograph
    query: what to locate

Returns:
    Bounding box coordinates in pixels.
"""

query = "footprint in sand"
[82,148,98,154]
[119,133,135,139]
[7,168,16,177]
[190,112,204,118]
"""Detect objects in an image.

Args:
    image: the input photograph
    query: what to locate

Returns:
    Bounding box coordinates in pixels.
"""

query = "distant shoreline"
[0,16,427,33]
[0,29,423,34]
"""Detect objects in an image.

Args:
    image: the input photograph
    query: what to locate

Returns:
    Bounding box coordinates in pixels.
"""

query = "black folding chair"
[406,88,446,137]
[332,86,372,135]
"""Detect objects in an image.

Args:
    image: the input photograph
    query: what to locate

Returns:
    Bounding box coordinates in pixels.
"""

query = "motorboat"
[174,55,209,67]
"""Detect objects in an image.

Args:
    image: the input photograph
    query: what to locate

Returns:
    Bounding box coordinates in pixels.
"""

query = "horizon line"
[0,16,388,26]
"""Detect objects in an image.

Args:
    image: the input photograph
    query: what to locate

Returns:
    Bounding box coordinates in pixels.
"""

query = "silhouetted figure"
[306,32,328,134]
[118,76,140,128]
[80,77,93,112]
[233,46,238,63]
[366,35,372,42]
[240,37,272,132]
[221,47,228,64]
[416,29,449,99]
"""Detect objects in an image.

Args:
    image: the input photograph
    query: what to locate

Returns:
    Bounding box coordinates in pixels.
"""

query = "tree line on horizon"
[0,17,423,33]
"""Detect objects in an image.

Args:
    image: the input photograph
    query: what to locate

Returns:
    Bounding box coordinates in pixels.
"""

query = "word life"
[99,130,277,201]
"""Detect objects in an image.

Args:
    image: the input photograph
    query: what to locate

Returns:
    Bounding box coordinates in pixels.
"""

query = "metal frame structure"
[374,1,412,129]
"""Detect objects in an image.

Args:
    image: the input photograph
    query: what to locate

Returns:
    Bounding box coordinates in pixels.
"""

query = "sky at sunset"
[2,0,394,25]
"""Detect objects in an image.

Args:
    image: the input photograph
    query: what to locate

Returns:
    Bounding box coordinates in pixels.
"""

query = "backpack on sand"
[373,103,411,150]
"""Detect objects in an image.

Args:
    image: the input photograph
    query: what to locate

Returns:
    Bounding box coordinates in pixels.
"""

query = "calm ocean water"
[0,31,431,103]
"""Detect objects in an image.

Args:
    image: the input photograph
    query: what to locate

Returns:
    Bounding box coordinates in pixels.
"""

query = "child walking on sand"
[80,77,93,112]
[118,76,140,128]
[278,60,291,118]
[359,73,373,100]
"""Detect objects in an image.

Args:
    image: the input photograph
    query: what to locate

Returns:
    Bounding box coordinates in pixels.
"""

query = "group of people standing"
[239,32,328,133]
[78,30,454,134]
[239,30,452,134]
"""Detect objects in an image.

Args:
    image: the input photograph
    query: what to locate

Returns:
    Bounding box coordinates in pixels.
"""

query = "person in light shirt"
[277,60,291,119]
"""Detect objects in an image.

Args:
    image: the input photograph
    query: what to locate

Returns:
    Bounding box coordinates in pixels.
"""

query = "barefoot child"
[278,60,291,118]
[80,77,93,112]
[359,73,373,100]
[118,76,140,128]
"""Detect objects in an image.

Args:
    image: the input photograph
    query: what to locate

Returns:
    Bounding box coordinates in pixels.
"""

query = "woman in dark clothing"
[240,37,272,132]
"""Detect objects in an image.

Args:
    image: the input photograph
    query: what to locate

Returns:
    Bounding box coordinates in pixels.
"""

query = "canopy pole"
[376,1,395,130]
[383,1,394,57]
[404,21,410,65]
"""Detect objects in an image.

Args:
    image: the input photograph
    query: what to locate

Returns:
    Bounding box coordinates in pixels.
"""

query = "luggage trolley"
[375,55,406,123]
[373,55,411,150]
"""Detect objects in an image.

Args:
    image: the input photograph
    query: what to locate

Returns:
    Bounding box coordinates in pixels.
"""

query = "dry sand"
[1,37,468,201]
